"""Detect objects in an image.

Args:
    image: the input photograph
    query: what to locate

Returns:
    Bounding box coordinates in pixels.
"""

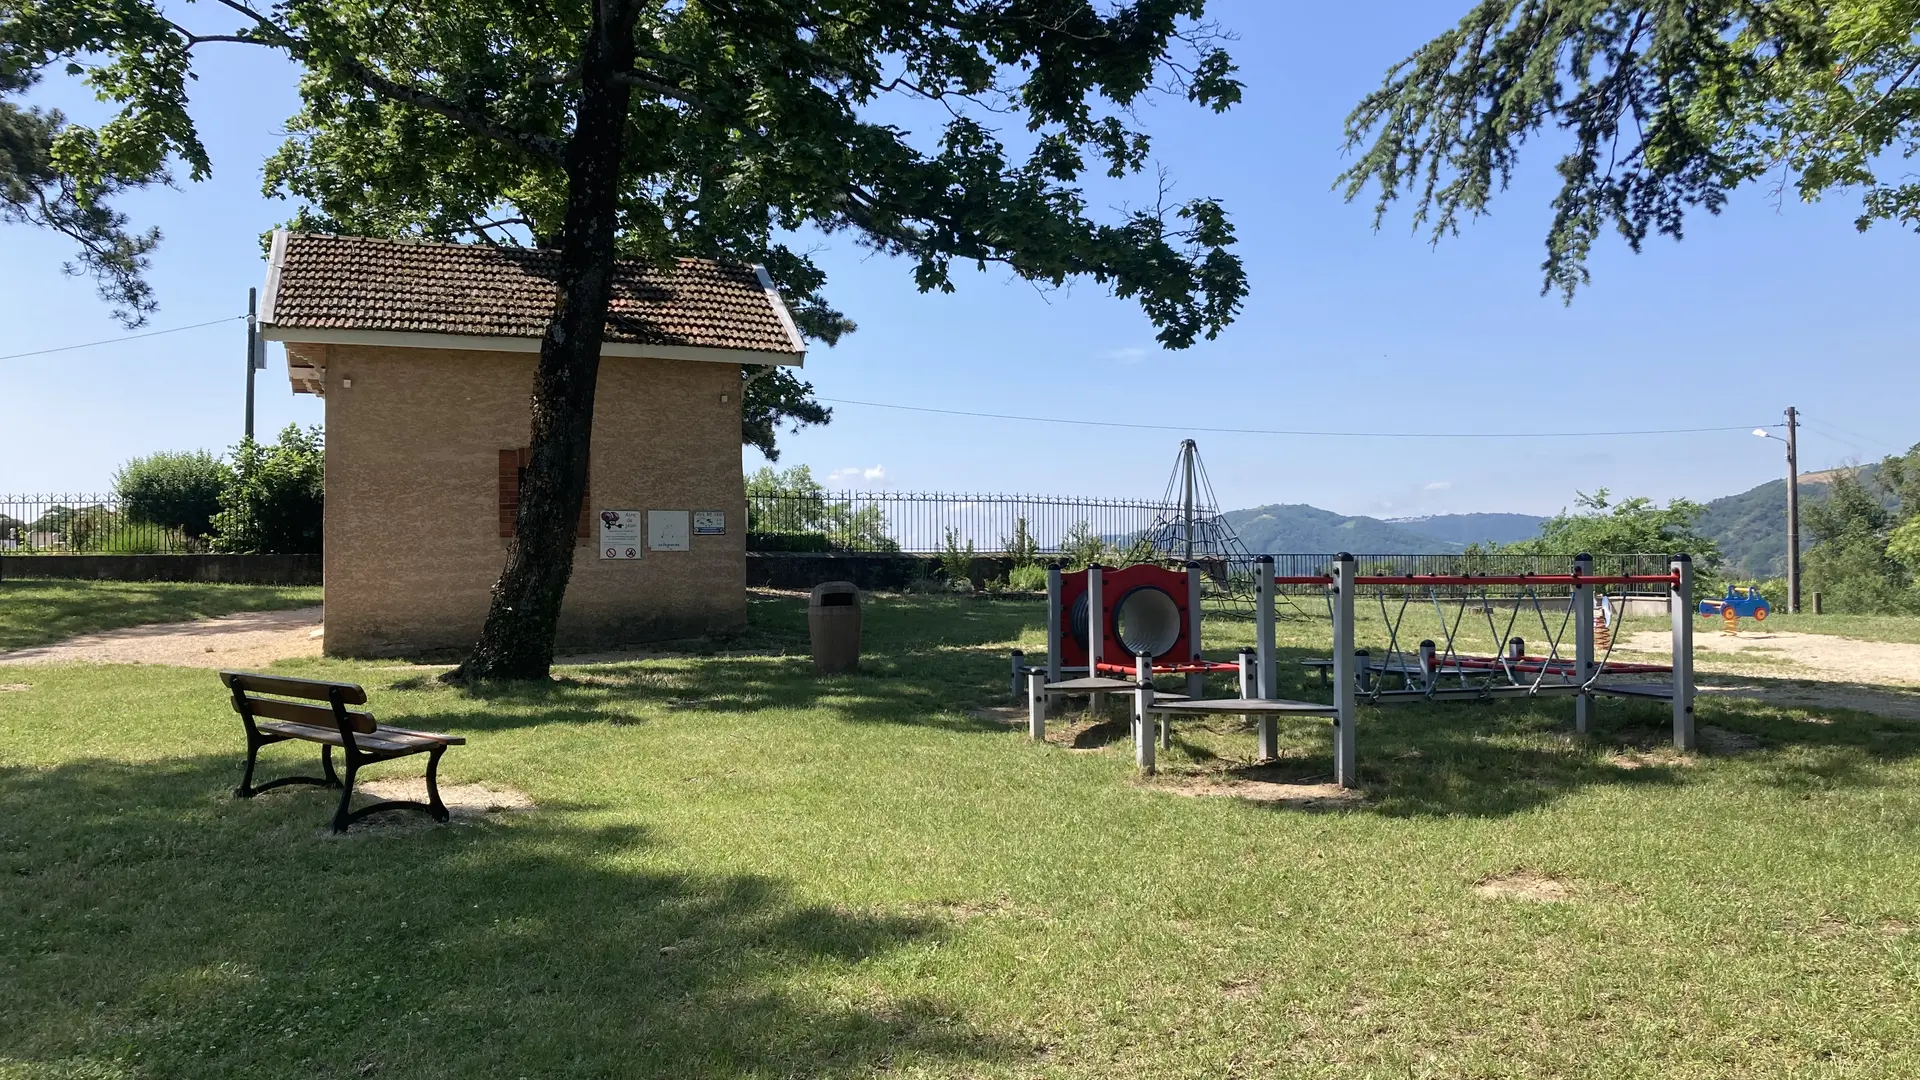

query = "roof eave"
[258,325,805,367]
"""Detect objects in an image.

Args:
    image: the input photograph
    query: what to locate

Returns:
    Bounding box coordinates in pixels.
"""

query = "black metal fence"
[745,491,1186,554]
[0,493,210,554]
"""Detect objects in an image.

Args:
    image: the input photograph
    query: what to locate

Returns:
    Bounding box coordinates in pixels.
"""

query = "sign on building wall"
[599,510,641,560]
[693,510,726,536]
[647,510,691,551]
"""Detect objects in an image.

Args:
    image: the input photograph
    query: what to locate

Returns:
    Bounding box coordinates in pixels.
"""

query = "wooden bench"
[221,670,466,833]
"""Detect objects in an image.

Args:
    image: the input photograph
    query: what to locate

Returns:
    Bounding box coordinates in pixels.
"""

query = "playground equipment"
[1016,553,1697,786]
[1699,585,1770,634]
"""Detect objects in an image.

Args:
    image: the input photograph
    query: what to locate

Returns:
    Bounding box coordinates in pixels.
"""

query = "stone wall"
[0,554,322,584]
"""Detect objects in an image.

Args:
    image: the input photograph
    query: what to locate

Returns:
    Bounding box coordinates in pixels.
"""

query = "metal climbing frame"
[1013,553,1696,787]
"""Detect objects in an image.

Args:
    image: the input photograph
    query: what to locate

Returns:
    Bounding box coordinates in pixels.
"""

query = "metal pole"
[1331,553,1358,787]
[1180,439,1197,563]
[1185,560,1205,700]
[1237,647,1254,698]
[1010,649,1025,704]
[244,287,258,441]
[1045,561,1062,687]
[1573,553,1595,734]
[1087,565,1104,715]
[1135,653,1156,774]
[1785,406,1800,614]
[1671,554,1696,751]
[1254,555,1276,699]
[1027,670,1046,741]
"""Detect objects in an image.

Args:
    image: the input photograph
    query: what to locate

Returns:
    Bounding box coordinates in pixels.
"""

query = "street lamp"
[1752,410,1801,613]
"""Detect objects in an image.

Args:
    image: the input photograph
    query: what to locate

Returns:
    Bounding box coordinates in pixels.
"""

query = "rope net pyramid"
[1138,440,1259,615]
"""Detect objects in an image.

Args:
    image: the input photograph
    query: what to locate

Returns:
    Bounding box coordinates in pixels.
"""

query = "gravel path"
[0,607,324,668]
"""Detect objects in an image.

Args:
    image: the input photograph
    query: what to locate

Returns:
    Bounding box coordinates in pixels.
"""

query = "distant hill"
[1697,465,1885,578]
[1216,465,1883,568]
[1223,504,1467,554]
[1383,512,1546,547]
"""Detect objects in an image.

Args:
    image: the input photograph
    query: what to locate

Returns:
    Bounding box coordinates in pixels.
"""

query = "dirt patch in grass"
[356,778,535,820]
[1151,762,1363,809]
[1606,746,1695,770]
[969,704,1028,727]
[0,607,324,668]
[0,683,29,692]
[1473,870,1573,903]
[1699,725,1762,754]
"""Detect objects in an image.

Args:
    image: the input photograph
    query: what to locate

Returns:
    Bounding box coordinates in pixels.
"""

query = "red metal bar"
[1272,576,1335,585]
[1098,657,1244,672]
[1352,574,1679,586]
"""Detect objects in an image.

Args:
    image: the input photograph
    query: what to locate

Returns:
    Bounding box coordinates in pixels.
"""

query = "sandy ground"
[0,607,326,668]
[1626,628,1920,686]
[1624,628,1920,721]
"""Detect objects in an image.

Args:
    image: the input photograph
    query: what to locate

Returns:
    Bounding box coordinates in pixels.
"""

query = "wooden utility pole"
[1785,406,1800,614]
[245,287,258,441]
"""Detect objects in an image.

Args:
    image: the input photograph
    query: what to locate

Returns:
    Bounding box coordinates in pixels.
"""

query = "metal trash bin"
[808,581,863,674]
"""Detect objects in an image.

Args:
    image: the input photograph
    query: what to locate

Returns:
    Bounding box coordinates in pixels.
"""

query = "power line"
[1801,415,1903,457]
[0,315,245,361]
[819,396,1780,440]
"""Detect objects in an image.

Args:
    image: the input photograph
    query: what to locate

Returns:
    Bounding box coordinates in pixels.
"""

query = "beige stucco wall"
[319,344,747,657]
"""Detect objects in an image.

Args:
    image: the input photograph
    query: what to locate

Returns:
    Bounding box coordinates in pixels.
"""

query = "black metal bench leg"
[320,744,342,787]
[424,746,450,822]
[235,734,263,798]
[332,762,359,834]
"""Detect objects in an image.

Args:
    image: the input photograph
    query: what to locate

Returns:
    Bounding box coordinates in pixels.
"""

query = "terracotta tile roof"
[263,232,803,356]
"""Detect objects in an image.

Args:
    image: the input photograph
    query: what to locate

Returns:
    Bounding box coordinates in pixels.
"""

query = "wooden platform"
[1043,677,1138,693]
[1594,683,1675,700]
[1364,683,1587,704]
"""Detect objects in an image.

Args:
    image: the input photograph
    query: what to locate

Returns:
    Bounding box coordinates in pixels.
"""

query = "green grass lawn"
[1754,611,1920,644]
[0,579,322,651]
[3,592,1918,1078]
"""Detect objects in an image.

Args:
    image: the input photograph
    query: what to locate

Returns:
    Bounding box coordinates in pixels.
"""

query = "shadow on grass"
[0,755,1014,1078]
[1154,644,1920,819]
[358,595,1049,739]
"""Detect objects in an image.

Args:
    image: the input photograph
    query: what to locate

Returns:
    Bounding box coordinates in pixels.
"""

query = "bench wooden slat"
[370,723,466,745]
[234,694,378,734]
[252,719,453,754]
[219,670,369,705]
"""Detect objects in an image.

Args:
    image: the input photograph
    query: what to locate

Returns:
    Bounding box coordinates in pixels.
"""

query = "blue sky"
[2,1,1912,516]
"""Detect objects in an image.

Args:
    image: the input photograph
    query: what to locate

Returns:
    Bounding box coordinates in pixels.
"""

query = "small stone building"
[258,231,806,657]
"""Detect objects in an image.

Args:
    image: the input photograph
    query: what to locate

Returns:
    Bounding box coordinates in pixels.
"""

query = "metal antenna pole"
[1785,406,1800,614]
[245,287,258,441]
[1180,438,1196,562]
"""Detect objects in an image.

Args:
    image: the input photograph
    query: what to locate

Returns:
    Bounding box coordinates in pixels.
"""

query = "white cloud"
[828,465,886,487]
[1424,481,1453,491]
[1104,346,1149,364]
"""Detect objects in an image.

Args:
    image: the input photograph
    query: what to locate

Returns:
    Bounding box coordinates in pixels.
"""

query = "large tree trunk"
[446,0,638,683]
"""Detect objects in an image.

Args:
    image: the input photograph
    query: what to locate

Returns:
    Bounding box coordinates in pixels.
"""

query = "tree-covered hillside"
[1223,505,1465,554]
[1382,513,1545,547]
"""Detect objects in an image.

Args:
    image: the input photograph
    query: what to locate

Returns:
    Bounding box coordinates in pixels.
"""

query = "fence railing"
[746,491,1187,554]
[0,493,212,554]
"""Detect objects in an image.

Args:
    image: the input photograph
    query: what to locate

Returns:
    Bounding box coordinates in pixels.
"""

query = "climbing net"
[1347,572,1676,704]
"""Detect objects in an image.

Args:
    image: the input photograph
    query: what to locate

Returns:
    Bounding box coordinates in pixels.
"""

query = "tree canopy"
[1340,1,1920,298]
[1503,489,1721,569]
[5,0,1250,678]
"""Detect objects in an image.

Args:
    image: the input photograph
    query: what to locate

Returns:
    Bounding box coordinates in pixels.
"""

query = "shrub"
[939,527,976,584]
[1000,517,1041,566]
[114,450,229,540]
[1007,563,1048,592]
[213,425,324,554]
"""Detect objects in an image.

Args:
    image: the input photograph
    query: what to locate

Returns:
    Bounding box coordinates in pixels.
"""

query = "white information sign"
[647,510,691,551]
[693,510,726,536]
[598,510,641,560]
